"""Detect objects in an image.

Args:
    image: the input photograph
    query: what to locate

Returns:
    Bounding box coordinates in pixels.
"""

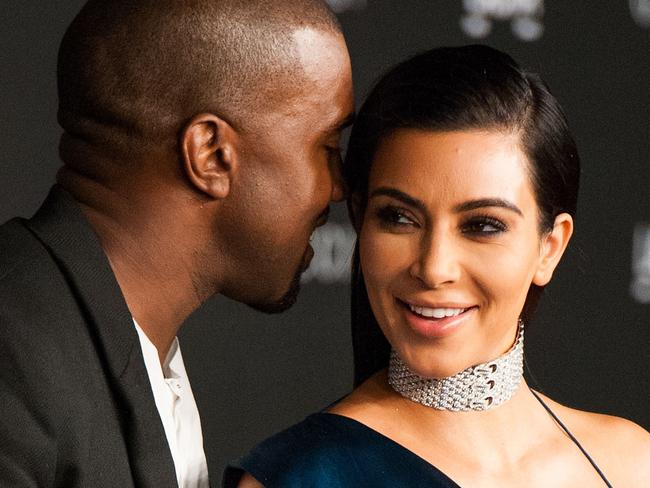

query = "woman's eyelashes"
[375,205,418,229]
[462,215,508,236]
[374,205,508,236]
[373,201,509,238]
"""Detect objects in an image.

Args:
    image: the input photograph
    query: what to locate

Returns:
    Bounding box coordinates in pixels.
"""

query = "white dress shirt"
[133,319,209,488]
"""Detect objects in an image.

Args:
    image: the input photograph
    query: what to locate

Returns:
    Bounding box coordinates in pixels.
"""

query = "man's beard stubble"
[248,210,326,314]
[248,261,304,314]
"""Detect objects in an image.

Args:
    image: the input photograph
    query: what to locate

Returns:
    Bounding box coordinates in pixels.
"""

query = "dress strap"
[529,388,614,488]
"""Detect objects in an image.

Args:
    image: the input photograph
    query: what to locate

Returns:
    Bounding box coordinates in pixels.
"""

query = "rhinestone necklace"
[388,321,524,411]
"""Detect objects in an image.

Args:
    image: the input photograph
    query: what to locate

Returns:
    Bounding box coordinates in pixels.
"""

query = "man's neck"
[80,202,212,363]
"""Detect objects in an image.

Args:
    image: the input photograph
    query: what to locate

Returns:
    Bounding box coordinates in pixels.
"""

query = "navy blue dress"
[223,412,461,487]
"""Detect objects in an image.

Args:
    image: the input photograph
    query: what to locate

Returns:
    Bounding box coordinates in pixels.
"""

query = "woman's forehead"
[368,129,532,204]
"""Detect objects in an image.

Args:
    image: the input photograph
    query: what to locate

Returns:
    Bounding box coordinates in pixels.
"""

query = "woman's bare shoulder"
[327,370,394,420]
[541,394,650,446]
[539,393,650,487]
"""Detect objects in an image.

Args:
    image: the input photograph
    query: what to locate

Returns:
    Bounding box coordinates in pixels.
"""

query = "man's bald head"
[57,0,342,160]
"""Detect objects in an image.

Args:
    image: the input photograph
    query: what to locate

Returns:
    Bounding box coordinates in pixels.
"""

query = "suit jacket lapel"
[26,186,178,487]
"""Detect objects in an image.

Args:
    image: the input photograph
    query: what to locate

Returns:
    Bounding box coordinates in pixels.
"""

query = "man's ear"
[180,113,238,199]
[533,213,574,286]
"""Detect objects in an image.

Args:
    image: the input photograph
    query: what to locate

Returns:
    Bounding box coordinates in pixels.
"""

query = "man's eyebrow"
[453,198,523,216]
[368,187,426,213]
[327,112,355,134]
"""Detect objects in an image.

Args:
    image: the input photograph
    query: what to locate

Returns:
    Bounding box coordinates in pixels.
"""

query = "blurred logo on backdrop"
[325,0,367,14]
[302,222,356,285]
[461,0,544,41]
[630,0,650,27]
[631,223,650,304]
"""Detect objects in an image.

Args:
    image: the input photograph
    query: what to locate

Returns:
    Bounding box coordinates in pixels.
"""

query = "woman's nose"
[408,231,461,288]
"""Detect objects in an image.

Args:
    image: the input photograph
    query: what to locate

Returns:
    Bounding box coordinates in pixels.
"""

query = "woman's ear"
[533,213,574,286]
[180,113,238,199]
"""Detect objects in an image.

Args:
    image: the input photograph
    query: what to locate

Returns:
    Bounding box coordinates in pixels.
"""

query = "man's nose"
[409,231,461,288]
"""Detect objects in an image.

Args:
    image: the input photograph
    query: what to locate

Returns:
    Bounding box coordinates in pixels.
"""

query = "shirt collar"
[132,318,183,382]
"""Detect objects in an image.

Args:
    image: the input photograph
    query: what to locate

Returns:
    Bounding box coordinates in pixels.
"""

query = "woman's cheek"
[361,229,411,290]
[360,231,394,302]
[471,245,537,312]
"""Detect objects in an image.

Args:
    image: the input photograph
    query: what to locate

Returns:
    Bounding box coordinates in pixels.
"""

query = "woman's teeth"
[409,304,466,318]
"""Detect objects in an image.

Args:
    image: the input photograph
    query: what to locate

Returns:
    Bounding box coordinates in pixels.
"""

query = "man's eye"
[326,146,342,163]
[375,206,416,227]
[463,217,507,235]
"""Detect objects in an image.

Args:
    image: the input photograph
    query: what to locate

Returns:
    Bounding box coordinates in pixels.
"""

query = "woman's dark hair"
[344,45,580,386]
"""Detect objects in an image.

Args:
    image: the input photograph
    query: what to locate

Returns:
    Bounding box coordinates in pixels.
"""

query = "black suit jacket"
[0,187,180,487]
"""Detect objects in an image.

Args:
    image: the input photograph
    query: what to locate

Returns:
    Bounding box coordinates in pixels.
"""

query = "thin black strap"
[529,388,614,488]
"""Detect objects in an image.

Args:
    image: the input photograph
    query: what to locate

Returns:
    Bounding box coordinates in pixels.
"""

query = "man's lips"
[314,206,330,228]
[301,244,315,271]
[302,207,330,271]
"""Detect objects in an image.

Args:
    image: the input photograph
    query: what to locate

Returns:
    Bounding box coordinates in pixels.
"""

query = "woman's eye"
[463,217,507,235]
[376,206,416,227]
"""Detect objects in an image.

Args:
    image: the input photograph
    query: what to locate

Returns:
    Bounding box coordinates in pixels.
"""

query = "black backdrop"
[1,0,648,479]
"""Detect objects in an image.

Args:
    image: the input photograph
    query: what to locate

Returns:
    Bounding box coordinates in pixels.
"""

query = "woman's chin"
[394,350,469,379]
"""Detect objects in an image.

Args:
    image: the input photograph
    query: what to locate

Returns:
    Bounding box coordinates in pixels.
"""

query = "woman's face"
[359,129,571,378]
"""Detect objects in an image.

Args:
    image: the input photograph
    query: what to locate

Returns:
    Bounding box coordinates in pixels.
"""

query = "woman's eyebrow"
[368,187,426,212]
[368,188,523,217]
[453,198,523,216]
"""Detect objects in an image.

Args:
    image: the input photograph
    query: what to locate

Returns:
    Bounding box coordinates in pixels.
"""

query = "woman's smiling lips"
[397,299,477,338]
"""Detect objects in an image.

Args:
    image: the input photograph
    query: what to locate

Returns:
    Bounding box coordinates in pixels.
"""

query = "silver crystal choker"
[388,320,524,411]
